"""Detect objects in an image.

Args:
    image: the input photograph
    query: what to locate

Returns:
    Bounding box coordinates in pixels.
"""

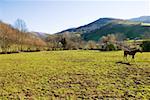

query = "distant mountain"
[31,32,49,40]
[130,16,150,23]
[57,18,117,34]
[82,20,149,41]
[56,16,150,41]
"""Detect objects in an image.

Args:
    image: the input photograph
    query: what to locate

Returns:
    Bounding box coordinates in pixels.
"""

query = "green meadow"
[0,50,150,99]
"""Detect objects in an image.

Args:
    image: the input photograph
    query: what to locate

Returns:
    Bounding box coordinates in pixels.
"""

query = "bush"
[101,43,117,51]
[141,41,150,52]
[106,43,117,51]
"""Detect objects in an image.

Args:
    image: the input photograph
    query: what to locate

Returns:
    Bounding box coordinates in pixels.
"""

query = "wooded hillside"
[0,21,47,53]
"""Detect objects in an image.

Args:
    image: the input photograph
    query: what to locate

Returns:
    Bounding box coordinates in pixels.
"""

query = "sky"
[0,0,150,34]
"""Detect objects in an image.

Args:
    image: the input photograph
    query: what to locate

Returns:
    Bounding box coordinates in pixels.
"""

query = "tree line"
[0,19,149,54]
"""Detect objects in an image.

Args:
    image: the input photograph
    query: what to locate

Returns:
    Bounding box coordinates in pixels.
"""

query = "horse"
[124,49,142,59]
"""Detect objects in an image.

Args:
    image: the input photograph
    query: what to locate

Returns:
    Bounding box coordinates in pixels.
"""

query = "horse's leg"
[124,54,128,62]
[132,55,134,59]
[131,55,135,62]
[123,54,126,58]
[126,55,128,60]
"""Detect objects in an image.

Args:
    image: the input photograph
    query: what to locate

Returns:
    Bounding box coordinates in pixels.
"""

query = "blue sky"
[0,0,149,34]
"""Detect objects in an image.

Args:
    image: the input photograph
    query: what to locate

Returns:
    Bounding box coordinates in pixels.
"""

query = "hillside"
[57,18,117,34]
[82,21,150,41]
[130,16,150,23]
[31,32,50,40]
[0,21,47,53]
[56,16,150,41]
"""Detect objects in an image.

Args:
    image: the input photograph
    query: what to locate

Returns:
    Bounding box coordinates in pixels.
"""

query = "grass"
[141,23,150,26]
[126,39,150,43]
[0,50,150,99]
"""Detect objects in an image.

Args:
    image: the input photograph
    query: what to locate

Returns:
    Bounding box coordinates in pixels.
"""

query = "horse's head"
[137,48,142,53]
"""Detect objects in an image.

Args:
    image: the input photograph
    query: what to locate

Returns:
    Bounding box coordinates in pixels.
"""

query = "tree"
[141,41,150,52]
[86,40,97,50]
[107,34,116,43]
[46,34,62,50]
[142,32,150,39]
[99,34,118,51]
[0,21,47,53]
[60,38,67,49]
[100,34,117,44]
[14,19,28,51]
[46,32,83,50]
[14,19,28,32]
[62,32,82,50]
[0,22,11,53]
[115,33,126,41]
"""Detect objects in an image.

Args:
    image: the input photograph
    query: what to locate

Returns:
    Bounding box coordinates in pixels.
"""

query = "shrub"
[101,42,117,51]
[141,41,150,52]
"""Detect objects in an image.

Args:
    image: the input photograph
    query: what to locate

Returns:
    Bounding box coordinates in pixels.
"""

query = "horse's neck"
[135,50,139,52]
[133,50,139,54]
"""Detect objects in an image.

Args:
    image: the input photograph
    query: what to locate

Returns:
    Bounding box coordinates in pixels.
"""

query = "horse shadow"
[116,61,132,66]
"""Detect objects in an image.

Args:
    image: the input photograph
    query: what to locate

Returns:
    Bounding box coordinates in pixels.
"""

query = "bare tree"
[115,33,126,41]
[14,19,28,51]
[86,40,97,50]
[14,19,28,32]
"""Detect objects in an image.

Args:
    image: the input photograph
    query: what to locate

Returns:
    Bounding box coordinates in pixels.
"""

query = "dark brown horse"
[124,49,142,59]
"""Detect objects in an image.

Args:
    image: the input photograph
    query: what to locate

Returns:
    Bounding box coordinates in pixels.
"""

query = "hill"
[31,32,50,40]
[130,16,150,23]
[0,21,47,53]
[57,18,117,34]
[82,20,150,41]
[56,16,150,41]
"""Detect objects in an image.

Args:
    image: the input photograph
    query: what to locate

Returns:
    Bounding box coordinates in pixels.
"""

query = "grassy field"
[0,50,150,99]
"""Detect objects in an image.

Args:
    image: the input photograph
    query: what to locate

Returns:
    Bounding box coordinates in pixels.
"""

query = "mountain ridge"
[57,18,118,34]
[129,16,150,23]
[56,16,150,41]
